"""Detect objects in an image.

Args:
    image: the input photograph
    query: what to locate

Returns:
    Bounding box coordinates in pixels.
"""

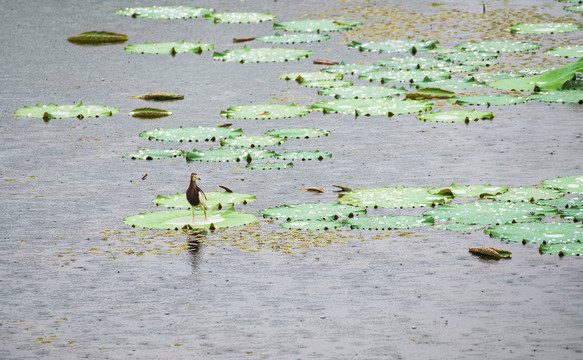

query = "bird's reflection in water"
[185,229,208,274]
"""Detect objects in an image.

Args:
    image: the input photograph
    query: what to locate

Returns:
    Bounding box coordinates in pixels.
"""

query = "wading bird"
[186,173,208,223]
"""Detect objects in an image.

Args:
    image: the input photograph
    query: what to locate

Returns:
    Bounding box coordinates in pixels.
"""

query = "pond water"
[1,0,582,359]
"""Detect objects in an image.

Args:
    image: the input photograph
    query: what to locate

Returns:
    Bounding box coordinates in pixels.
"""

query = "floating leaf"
[485,222,583,244]
[455,40,541,53]
[14,101,118,119]
[221,135,286,147]
[507,22,581,34]
[185,147,275,162]
[417,109,494,123]
[279,71,343,82]
[130,92,184,101]
[153,191,256,209]
[221,103,310,119]
[468,247,511,258]
[139,126,243,142]
[537,196,583,208]
[343,215,433,230]
[449,94,527,106]
[559,207,583,222]
[469,71,524,83]
[67,31,128,44]
[205,12,275,23]
[546,45,583,58]
[255,32,330,44]
[318,85,407,99]
[273,19,363,32]
[539,241,583,256]
[434,223,486,232]
[275,150,331,161]
[527,90,583,104]
[410,78,486,91]
[129,108,172,118]
[265,127,330,139]
[489,57,583,91]
[281,220,344,230]
[260,202,366,221]
[489,187,564,202]
[311,98,432,116]
[423,201,557,225]
[564,5,583,13]
[115,6,214,19]
[541,174,583,194]
[405,87,455,100]
[125,41,214,55]
[301,80,353,88]
[122,148,183,160]
[437,51,499,63]
[349,40,439,54]
[213,46,312,63]
[322,62,382,75]
[376,57,447,70]
[359,69,451,83]
[245,162,293,170]
[124,207,257,230]
[429,184,507,197]
[338,186,452,208]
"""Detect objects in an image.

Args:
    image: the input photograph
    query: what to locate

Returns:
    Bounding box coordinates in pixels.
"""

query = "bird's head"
[191,173,200,181]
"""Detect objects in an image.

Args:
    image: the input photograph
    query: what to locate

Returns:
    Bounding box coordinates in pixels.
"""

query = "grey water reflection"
[185,229,207,274]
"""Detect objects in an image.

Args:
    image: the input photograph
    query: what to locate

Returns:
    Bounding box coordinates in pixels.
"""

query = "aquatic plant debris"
[213,46,313,63]
[468,247,511,259]
[14,101,118,119]
[115,6,215,19]
[67,31,128,44]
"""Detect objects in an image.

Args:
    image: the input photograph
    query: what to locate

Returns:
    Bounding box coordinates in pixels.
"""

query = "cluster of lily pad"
[257,175,583,255]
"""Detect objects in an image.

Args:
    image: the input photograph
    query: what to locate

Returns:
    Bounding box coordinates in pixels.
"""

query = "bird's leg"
[192,208,195,224]
[204,209,207,221]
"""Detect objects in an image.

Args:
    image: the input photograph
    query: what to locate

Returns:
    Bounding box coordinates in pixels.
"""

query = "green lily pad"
[153,191,256,209]
[275,150,332,161]
[260,202,366,221]
[67,31,128,44]
[429,184,508,197]
[527,90,583,104]
[279,71,343,82]
[359,69,451,83]
[338,186,452,208]
[485,222,583,244]
[539,241,583,256]
[221,135,286,147]
[564,5,583,12]
[115,6,214,19]
[122,148,184,160]
[220,103,310,119]
[213,46,312,63]
[468,71,524,83]
[449,94,527,106]
[265,128,330,139]
[245,162,294,170]
[537,196,583,208]
[410,78,487,91]
[273,19,363,32]
[423,201,557,225]
[301,80,353,88]
[507,22,581,34]
[343,215,433,230]
[546,45,583,58]
[186,147,276,162]
[489,187,564,202]
[349,40,439,54]
[434,223,486,232]
[310,98,432,116]
[255,32,330,44]
[14,101,118,119]
[405,87,455,100]
[489,57,583,91]
[417,109,494,123]
[559,207,583,222]
[125,41,214,55]
[139,126,243,142]
[455,40,541,53]
[124,207,257,230]
[281,220,344,230]
[205,12,275,23]
[376,57,447,70]
[437,51,499,63]
[318,85,407,99]
[541,174,583,194]
[129,108,172,118]
[322,62,383,75]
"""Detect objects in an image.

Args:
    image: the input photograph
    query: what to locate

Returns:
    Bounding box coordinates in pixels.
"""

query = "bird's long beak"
[192,174,200,181]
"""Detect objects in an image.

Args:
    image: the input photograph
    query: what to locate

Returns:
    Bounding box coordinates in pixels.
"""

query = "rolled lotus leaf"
[130,92,184,101]
[67,31,128,44]
[468,247,511,258]
[129,108,172,118]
